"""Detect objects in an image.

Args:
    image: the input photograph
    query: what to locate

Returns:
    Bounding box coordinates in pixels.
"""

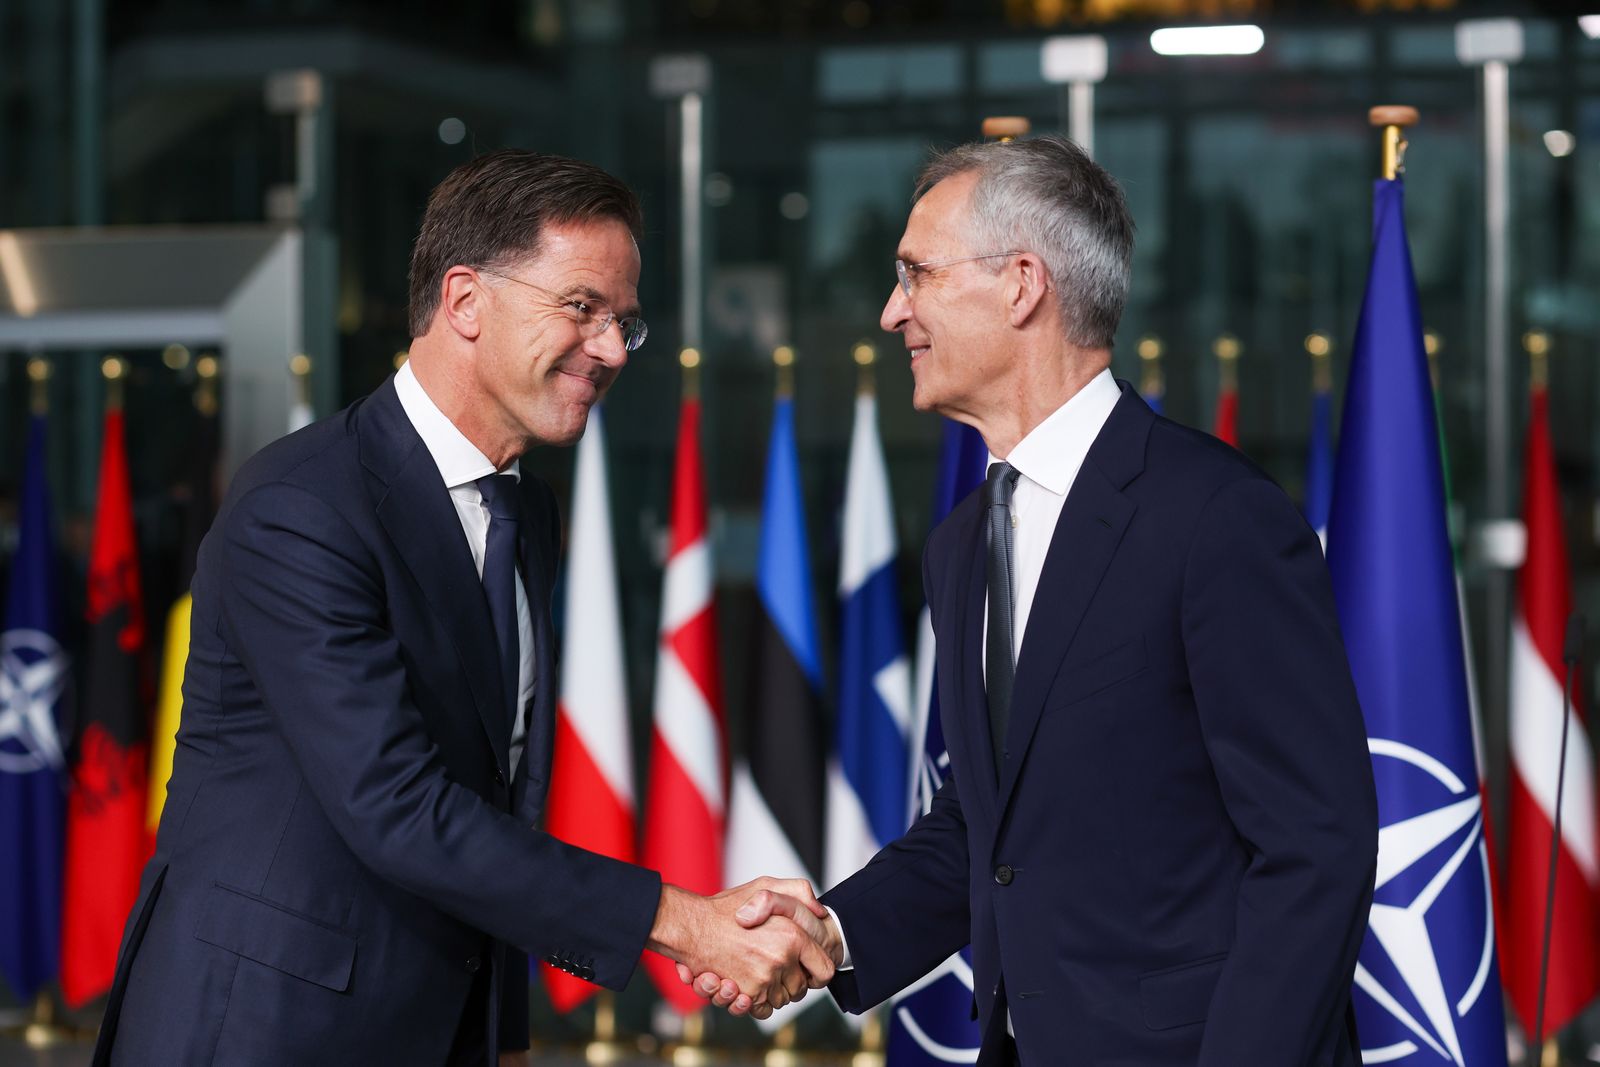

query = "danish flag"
[640,392,726,1013]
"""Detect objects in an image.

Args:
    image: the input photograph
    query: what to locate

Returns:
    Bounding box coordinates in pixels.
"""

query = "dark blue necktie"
[985,461,1021,783]
[476,474,521,737]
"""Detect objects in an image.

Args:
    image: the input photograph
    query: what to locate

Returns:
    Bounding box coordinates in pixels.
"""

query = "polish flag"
[640,393,726,1014]
[1504,381,1600,1036]
[542,407,635,1012]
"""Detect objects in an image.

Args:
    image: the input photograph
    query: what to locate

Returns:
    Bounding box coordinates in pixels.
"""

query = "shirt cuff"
[824,905,855,971]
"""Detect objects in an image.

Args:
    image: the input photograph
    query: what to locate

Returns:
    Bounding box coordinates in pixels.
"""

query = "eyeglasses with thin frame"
[895,252,1026,299]
[480,269,649,352]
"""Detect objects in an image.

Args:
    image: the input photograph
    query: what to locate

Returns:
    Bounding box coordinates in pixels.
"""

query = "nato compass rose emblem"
[1354,737,1501,1066]
[0,628,68,775]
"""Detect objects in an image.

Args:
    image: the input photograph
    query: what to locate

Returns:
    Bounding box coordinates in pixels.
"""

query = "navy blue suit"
[94,378,661,1065]
[824,384,1378,1066]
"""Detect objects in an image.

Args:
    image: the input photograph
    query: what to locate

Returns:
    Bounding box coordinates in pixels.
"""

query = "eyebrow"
[566,284,643,320]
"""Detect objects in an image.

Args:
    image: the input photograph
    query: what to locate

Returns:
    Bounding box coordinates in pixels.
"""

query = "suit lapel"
[994,385,1150,821]
[361,380,512,779]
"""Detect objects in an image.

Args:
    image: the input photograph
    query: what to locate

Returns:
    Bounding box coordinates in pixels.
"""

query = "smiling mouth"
[909,345,930,362]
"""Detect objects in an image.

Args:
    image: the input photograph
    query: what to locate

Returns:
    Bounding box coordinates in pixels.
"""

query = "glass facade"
[2,0,1599,1049]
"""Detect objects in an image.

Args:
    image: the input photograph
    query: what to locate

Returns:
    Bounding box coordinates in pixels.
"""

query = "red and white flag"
[640,394,726,1014]
[542,408,635,1013]
[1504,382,1600,1035]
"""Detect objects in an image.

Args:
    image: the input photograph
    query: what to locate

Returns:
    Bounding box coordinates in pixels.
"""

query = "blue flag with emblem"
[890,418,988,1065]
[0,413,70,1002]
[1325,178,1508,1067]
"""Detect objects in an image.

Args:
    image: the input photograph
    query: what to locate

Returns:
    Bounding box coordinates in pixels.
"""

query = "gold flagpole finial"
[26,356,50,415]
[983,116,1030,142]
[773,345,796,399]
[1368,105,1419,181]
[679,347,701,401]
[852,340,877,395]
[1524,329,1550,390]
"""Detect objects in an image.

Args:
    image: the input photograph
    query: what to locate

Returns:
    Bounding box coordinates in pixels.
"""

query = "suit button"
[466,956,482,973]
[580,966,595,981]
[994,864,1014,886]
[493,768,505,786]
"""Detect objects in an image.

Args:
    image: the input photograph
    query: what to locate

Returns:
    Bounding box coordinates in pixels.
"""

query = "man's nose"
[880,284,910,334]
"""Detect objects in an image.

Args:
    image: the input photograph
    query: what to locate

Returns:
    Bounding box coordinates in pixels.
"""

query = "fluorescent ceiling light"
[1151,25,1264,56]
[0,232,39,317]
[1580,15,1600,39]
[1543,130,1576,157]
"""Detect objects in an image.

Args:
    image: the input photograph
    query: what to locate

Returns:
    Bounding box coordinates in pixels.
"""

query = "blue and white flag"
[0,413,70,1001]
[1305,375,1334,549]
[890,418,987,1066]
[1325,178,1508,1067]
[826,389,912,888]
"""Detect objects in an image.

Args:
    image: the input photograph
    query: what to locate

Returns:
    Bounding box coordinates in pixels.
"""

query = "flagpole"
[1137,335,1164,410]
[102,354,126,411]
[581,991,631,1065]
[765,340,802,1067]
[843,339,890,1067]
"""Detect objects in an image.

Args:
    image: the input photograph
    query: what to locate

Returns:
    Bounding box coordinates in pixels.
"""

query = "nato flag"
[0,414,69,1001]
[1325,178,1508,1067]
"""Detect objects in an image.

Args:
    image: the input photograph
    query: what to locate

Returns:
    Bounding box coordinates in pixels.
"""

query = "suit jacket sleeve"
[219,479,661,991]
[1181,476,1378,1066]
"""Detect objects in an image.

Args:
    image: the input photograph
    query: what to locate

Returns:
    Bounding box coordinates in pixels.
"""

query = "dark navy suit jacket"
[824,384,1378,1066]
[93,378,661,1066]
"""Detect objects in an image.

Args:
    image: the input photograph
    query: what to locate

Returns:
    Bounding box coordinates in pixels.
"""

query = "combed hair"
[407,149,643,339]
[916,134,1134,350]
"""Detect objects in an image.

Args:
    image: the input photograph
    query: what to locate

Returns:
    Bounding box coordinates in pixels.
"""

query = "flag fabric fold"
[640,394,727,1015]
[0,413,70,1002]
[542,407,638,1013]
[62,405,151,1008]
[1326,177,1508,1067]
[891,418,986,1067]
[1503,381,1600,1036]
[825,389,912,891]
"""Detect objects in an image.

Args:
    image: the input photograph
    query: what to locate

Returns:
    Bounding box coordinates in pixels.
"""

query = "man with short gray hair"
[692,134,1379,1066]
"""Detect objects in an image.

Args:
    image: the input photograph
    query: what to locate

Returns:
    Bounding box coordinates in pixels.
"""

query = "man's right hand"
[673,882,844,1020]
[646,878,836,1017]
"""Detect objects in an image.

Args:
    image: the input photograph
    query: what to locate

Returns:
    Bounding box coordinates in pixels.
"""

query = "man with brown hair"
[93,150,832,1066]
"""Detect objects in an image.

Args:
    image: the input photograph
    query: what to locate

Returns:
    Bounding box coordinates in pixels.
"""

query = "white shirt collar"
[990,367,1121,497]
[393,360,520,491]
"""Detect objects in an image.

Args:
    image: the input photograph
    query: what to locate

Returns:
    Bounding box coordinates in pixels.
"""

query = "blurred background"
[2,0,1599,1063]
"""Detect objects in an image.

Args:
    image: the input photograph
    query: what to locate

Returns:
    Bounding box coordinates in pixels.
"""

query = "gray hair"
[916,134,1133,350]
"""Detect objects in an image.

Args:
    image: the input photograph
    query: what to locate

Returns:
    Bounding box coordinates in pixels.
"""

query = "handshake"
[648,877,845,1020]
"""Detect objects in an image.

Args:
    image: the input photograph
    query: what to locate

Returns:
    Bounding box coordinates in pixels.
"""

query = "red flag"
[639,394,726,1014]
[1504,383,1600,1034]
[542,409,636,1013]
[61,406,151,1007]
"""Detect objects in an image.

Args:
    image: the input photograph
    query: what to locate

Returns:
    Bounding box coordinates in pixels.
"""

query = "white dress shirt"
[983,367,1121,675]
[394,361,536,775]
[829,368,1122,1050]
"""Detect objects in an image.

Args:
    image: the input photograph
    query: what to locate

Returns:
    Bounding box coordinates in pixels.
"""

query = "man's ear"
[1005,253,1051,328]
[439,266,487,341]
